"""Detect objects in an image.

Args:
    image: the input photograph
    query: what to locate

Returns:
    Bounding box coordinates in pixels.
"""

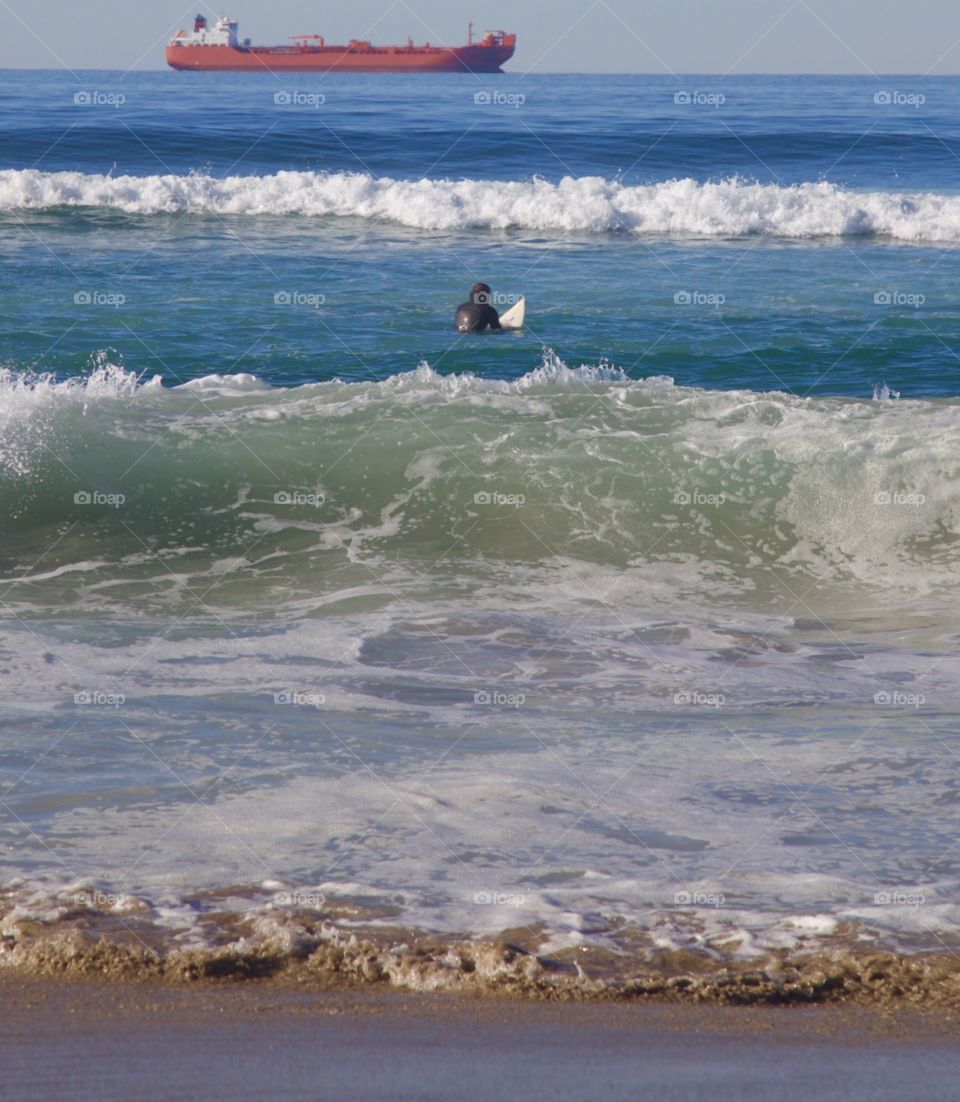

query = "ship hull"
[166,43,515,73]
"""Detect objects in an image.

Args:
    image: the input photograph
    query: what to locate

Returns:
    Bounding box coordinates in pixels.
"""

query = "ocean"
[2,68,960,996]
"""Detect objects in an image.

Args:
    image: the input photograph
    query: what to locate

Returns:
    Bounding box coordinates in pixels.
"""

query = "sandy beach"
[2,976,959,1101]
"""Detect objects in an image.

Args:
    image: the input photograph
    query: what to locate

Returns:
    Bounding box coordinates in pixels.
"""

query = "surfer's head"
[471,282,492,305]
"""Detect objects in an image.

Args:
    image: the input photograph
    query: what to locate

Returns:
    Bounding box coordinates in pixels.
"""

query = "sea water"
[2,70,960,986]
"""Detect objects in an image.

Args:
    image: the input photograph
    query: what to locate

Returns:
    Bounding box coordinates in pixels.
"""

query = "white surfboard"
[499,297,526,330]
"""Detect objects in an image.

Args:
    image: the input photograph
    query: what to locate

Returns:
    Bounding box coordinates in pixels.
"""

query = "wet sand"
[2,977,959,1101]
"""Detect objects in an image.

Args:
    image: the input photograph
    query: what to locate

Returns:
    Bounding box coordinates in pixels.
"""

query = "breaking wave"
[3,352,960,595]
[4,169,960,241]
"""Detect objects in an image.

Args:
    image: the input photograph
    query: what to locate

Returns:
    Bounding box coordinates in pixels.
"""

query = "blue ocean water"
[3,71,960,394]
[3,70,960,981]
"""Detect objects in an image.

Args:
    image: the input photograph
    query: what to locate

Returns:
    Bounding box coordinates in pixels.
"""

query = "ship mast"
[468,21,473,45]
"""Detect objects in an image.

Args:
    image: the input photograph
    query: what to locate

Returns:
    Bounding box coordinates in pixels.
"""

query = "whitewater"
[4,168,960,241]
[5,71,960,1002]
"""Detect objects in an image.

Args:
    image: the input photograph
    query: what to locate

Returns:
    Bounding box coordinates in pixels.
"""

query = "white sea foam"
[0,360,149,478]
[6,752,960,962]
[5,349,960,963]
[4,168,960,242]
[175,372,273,393]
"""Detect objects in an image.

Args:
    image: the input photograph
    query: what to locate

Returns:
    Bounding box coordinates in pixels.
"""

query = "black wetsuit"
[454,300,501,332]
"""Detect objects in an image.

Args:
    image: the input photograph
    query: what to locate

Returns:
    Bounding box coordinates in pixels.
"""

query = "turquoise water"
[2,71,960,972]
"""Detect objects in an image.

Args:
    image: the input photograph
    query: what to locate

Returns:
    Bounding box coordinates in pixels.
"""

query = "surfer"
[454,283,502,332]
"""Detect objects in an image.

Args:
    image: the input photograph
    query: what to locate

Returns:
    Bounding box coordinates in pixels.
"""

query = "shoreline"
[3,974,959,1102]
[6,917,960,1009]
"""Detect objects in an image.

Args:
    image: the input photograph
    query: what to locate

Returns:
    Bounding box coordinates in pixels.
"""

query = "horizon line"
[0,67,955,77]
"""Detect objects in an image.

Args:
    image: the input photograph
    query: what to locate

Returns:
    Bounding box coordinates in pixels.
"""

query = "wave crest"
[3,353,960,592]
[2,169,960,241]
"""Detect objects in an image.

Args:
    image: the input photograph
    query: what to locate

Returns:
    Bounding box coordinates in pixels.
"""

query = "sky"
[2,0,960,73]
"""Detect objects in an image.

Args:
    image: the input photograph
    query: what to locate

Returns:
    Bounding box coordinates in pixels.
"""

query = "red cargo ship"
[167,15,516,73]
